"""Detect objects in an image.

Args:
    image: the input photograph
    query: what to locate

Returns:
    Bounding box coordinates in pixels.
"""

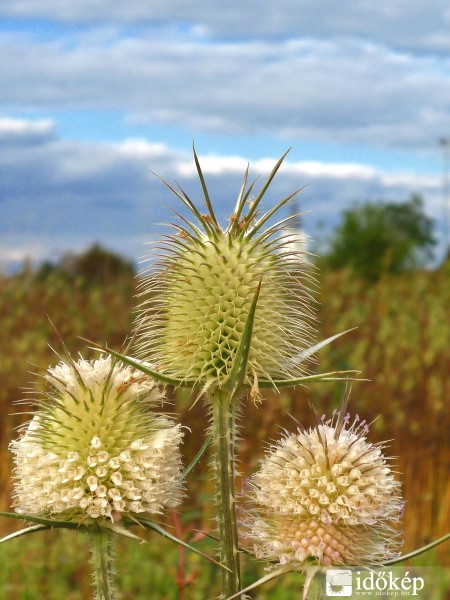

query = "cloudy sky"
[1,1,449,271]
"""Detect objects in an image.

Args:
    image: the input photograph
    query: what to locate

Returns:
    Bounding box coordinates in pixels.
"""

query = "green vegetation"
[35,244,134,284]
[0,528,312,599]
[0,252,449,598]
[324,195,436,280]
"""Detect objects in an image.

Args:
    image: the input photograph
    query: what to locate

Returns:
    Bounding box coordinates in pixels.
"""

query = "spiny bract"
[135,151,316,394]
[243,410,403,568]
[11,355,184,522]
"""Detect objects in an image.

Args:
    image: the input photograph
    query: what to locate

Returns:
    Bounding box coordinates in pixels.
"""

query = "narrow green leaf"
[237,175,259,217]
[291,328,357,367]
[246,187,305,240]
[193,529,253,557]
[229,174,261,237]
[224,278,262,394]
[174,184,219,239]
[193,144,219,227]
[334,382,352,440]
[259,370,365,389]
[382,533,450,565]
[0,511,82,530]
[244,149,291,225]
[231,163,249,226]
[248,212,308,252]
[134,518,231,571]
[104,522,146,543]
[182,434,212,479]
[0,524,49,544]
[166,204,206,240]
[79,340,196,387]
[151,171,216,235]
[105,350,191,386]
[225,566,289,600]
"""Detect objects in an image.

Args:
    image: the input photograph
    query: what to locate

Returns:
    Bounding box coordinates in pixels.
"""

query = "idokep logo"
[326,569,353,596]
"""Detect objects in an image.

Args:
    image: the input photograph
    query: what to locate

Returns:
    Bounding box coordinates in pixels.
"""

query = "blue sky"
[1,1,450,270]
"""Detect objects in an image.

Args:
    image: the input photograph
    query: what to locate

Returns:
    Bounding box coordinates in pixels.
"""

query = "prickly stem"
[90,528,116,600]
[210,389,241,599]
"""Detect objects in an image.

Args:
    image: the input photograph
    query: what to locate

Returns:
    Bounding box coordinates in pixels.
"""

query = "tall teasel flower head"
[243,405,403,569]
[135,149,317,398]
[11,355,184,523]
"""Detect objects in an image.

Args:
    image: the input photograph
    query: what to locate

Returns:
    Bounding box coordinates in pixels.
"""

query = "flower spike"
[135,149,317,397]
[10,354,184,524]
[243,402,403,570]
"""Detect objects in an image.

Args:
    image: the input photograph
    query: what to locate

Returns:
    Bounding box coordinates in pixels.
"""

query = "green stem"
[90,528,115,600]
[210,389,241,599]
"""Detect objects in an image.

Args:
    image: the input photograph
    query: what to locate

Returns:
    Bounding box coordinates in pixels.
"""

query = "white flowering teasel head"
[134,149,317,398]
[11,355,184,523]
[243,407,403,569]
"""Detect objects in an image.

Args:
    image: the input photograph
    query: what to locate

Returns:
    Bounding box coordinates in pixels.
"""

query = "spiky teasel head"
[135,150,317,398]
[11,355,184,523]
[243,406,403,569]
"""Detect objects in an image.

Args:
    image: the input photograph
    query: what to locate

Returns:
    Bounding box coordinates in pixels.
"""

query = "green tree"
[325,195,436,280]
[35,244,134,283]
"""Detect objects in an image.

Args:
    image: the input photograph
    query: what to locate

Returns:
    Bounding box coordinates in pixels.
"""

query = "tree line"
[31,194,440,284]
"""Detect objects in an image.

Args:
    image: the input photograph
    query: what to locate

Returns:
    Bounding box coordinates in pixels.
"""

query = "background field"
[0,261,448,598]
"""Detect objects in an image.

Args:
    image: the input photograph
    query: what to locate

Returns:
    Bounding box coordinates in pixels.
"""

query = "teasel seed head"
[135,150,317,397]
[243,409,403,569]
[11,355,184,523]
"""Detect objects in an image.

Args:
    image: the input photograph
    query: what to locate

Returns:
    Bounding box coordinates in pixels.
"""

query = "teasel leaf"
[383,533,450,565]
[259,369,366,388]
[182,434,212,479]
[224,278,261,396]
[290,328,357,367]
[192,143,219,228]
[0,524,49,543]
[224,566,289,600]
[80,338,197,387]
[0,511,84,530]
[103,522,146,543]
[133,518,231,571]
[243,148,291,228]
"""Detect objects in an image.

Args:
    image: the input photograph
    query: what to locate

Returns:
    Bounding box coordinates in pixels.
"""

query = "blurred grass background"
[0,256,448,598]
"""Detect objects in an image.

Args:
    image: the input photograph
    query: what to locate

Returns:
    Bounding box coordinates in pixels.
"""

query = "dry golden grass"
[1,263,448,564]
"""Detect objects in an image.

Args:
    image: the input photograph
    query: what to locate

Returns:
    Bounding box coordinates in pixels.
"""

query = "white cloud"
[0,117,55,146]
[0,117,53,136]
[2,1,450,53]
[0,118,443,271]
[0,32,449,150]
[0,243,45,264]
[276,161,378,180]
